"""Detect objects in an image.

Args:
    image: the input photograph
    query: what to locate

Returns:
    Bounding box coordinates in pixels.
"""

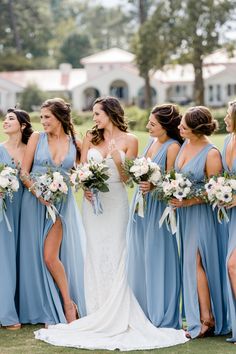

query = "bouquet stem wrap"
[159,205,177,235]
[212,202,229,223]
[46,204,60,224]
[134,190,145,218]
[0,198,12,232]
[91,188,103,215]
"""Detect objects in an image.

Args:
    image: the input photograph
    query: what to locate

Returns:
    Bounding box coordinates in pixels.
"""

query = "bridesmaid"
[0,108,33,329]
[19,98,86,325]
[171,106,228,338]
[127,104,183,329]
[223,100,236,343]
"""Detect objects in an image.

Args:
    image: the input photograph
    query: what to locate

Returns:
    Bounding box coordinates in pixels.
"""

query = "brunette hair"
[228,100,236,132]
[184,106,218,136]
[151,104,183,144]
[41,98,80,159]
[7,108,33,144]
[90,96,128,145]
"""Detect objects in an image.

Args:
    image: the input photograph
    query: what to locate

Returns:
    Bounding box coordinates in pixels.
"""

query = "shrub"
[125,106,149,131]
[20,84,47,112]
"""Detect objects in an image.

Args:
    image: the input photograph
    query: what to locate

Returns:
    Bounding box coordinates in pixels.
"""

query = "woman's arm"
[171,148,222,208]
[80,133,91,163]
[111,133,138,183]
[20,132,40,192]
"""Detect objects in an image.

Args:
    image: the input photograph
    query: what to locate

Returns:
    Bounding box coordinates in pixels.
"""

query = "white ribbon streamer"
[0,198,12,232]
[134,190,145,218]
[46,204,59,224]
[212,202,229,223]
[159,205,177,235]
[91,189,103,215]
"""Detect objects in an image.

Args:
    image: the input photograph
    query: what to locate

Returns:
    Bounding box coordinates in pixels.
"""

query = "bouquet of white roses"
[124,157,162,217]
[70,159,109,215]
[155,170,193,234]
[30,169,68,223]
[204,174,236,222]
[0,164,20,231]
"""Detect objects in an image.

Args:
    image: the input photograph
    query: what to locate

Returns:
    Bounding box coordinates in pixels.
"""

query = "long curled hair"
[228,100,236,132]
[151,104,183,144]
[90,96,128,145]
[7,108,33,144]
[184,106,218,136]
[41,98,80,159]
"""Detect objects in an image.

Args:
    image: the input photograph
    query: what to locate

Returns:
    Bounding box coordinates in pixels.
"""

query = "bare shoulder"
[167,142,181,154]
[125,132,138,145]
[207,147,221,161]
[27,131,40,145]
[76,139,82,150]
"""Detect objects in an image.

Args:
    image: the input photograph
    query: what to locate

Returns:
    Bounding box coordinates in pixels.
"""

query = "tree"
[130,0,152,108]
[133,0,179,108]
[174,0,236,105]
[20,84,47,112]
[57,32,92,67]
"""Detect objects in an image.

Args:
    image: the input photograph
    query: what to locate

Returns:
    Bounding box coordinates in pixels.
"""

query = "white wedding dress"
[35,149,189,351]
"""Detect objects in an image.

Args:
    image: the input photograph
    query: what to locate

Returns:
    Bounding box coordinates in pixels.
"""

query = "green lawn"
[0,123,233,354]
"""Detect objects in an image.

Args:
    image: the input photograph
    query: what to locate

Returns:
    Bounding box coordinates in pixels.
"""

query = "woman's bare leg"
[228,248,236,298]
[44,218,77,322]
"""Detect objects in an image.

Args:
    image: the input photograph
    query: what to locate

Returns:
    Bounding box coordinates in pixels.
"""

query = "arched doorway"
[109,80,128,103]
[83,87,100,110]
[137,86,157,108]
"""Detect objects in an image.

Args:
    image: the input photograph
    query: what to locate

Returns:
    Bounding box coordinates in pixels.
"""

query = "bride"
[35,97,188,350]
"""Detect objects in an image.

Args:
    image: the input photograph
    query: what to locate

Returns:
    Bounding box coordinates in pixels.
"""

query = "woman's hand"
[84,189,93,202]
[169,198,194,208]
[139,181,153,194]
[108,139,122,164]
[225,195,236,209]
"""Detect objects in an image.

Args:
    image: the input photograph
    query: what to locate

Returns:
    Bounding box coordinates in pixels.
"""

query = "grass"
[0,123,233,354]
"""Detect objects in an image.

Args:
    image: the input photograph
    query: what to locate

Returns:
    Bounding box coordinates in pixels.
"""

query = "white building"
[0,47,236,112]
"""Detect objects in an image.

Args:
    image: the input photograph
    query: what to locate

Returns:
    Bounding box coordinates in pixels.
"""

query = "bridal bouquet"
[70,159,109,215]
[204,174,236,223]
[155,170,193,234]
[124,157,162,217]
[0,164,19,231]
[30,169,68,223]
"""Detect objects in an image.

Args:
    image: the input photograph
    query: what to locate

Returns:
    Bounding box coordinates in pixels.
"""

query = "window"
[208,85,213,102]
[216,85,221,102]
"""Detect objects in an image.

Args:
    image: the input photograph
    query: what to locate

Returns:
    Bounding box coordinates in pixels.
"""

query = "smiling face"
[3,111,22,135]
[146,114,166,138]
[40,107,62,133]
[178,116,193,139]
[92,103,110,129]
[224,105,236,133]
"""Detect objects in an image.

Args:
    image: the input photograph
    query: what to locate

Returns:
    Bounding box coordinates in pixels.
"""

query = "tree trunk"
[139,0,147,24]
[139,1,151,108]
[8,0,22,52]
[144,74,152,109]
[193,48,204,105]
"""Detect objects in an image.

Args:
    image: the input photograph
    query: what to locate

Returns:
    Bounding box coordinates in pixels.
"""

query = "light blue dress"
[19,132,86,324]
[222,134,236,342]
[175,142,228,338]
[127,138,181,329]
[0,144,22,326]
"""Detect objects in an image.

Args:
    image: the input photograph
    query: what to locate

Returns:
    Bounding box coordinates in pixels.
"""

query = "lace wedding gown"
[35,149,188,351]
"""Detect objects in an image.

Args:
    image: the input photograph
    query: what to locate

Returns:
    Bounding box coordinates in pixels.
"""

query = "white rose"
[0,176,10,188]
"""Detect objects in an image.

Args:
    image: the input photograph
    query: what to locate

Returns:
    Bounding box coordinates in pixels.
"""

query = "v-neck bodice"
[0,144,17,167]
[31,132,75,174]
[143,138,178,172]
[175,141,215,182]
